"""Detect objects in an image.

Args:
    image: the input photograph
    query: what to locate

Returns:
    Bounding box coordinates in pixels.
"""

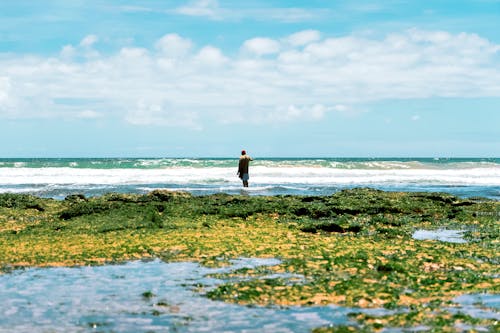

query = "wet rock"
[0,193,45,211]
[147,190,191,202]
[59,201,117,220]
[64,194,87,202]
[300,221,361,234]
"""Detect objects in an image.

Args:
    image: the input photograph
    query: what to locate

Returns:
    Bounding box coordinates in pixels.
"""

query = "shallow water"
[412,229,467,243]
[1,259,498,332]
[0,258,381,333]
[452,294,500,320]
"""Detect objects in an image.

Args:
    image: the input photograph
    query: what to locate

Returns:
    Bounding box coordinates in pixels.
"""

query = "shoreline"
[1,188,498,331]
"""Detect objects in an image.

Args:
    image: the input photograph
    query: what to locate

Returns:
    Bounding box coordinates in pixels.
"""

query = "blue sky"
[0,0,499,157]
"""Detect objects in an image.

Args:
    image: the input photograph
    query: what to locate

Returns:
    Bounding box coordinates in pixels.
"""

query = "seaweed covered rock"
[300,221,360,234]
[0,193,45,211]
[64,194,87,202]
[146,190,192,202]
[103,193,147,203]
[59,200,118,220]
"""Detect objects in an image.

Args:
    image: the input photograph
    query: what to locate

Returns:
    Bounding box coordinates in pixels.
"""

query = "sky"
[0,0,499,157]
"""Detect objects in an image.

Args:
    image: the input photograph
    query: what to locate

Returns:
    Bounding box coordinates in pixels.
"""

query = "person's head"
[241,150,246,155]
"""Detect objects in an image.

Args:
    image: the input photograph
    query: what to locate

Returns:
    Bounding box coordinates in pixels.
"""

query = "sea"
[0,157,498,200]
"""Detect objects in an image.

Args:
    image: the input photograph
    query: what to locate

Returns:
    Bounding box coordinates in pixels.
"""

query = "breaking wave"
[0,158,498,199]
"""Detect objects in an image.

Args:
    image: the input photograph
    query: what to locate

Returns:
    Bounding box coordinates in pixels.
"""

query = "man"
[237,150,253,187]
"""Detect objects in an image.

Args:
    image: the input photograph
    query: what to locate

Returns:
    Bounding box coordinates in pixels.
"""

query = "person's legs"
[242,173,249,187]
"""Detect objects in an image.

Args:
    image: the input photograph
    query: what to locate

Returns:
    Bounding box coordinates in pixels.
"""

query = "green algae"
[0,188,498,331]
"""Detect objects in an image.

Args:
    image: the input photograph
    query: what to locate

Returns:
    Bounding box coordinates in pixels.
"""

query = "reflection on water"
[0,259,365,333]
[412,229,467,243]
[452,294,500,320]
[1,258,498,332]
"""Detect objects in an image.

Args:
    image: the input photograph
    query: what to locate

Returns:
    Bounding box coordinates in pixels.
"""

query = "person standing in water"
[237,150,253,187]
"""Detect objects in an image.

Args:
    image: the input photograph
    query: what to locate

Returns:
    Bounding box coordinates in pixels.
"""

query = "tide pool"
[0,258,378,333]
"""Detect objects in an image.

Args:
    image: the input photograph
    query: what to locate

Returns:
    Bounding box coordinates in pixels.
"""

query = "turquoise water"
[0,157,498,199]
[0,157,498,169]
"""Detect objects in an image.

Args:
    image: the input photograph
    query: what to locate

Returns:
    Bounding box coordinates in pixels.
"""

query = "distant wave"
[0,157,498,170]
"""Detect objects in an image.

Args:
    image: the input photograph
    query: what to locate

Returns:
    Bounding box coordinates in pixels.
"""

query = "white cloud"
[0,76,24,119]
[60,45,76,59]
[242,37,280,56]
[228,103,353,125]
[119,6,154,13]
[175,0,220,19]
[1,29,499,128]
[0,77,10,103]
[80,35,98,48]
[287,30,321,47]
[283,104,327,121]
[60,35,100,60]
[119,47,149,59]
[255,8,325,23]
[264,104,325,123]
[125,100,201,129]
[173,1,325,22]
[76,110,102,119]
[155,33,193,58]
[194,46,228,67]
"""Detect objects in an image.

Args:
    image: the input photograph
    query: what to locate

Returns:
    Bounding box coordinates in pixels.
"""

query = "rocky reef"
[0,188,498,331]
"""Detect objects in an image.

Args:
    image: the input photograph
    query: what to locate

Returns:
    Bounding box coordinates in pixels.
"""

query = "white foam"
[0,165,499,187]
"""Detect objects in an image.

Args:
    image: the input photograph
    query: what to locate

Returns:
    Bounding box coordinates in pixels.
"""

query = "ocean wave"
[0,158,498,200]
[0,158,498,170]
[0,165,499,186]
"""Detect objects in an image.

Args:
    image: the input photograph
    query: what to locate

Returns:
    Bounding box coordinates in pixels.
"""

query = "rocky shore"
[0,188,498,331]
